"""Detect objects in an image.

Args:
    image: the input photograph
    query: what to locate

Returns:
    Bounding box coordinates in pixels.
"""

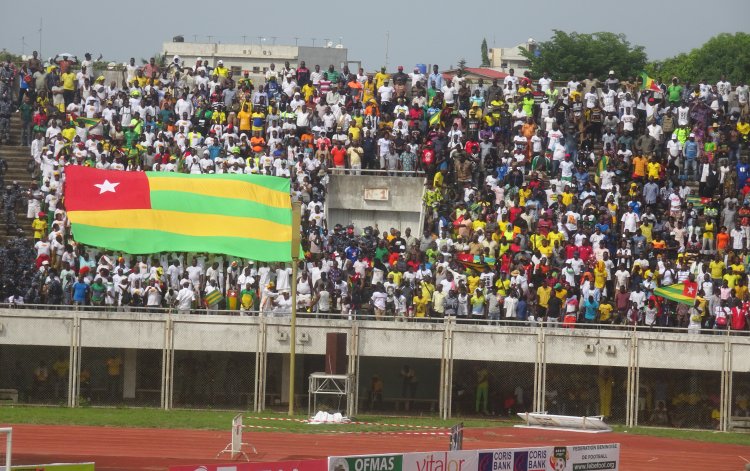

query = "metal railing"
[1,302,746,337]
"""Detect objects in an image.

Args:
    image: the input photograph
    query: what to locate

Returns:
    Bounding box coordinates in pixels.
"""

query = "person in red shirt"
[716,226,730,255]
[330,143,347,173]
[731,305,747,331]
[421,141,435,173]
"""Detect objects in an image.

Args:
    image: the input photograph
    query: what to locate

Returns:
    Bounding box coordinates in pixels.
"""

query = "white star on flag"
[94,180,120,194]
[687,287,695,295]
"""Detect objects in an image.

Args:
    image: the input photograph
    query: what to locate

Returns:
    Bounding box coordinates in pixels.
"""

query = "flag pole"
[288,202,302,415]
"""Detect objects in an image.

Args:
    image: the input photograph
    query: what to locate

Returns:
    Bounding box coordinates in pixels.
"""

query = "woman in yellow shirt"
[413,292,429,318]
[594,261,607,290]
[703,220,715,254]
[237,103,252,134]
[60,71,76,106]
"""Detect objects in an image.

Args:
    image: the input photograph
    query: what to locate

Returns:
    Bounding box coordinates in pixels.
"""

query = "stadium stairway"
[0,113,35,245]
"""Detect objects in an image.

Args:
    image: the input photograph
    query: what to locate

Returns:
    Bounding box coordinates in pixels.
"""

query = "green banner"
[12,463,95,471]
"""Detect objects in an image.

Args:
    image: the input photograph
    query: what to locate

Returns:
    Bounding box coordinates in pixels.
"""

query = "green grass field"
[0,406,749,446]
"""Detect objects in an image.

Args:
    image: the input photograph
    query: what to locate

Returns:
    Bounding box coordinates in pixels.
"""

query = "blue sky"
[1,0,748,71]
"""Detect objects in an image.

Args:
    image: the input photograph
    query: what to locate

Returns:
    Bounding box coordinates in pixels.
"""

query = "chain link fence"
[358,356,440,415]
[543,364,628,424]
[731,343,750,432]
[636,368,720,429]
[79,347,162,407]
[264,352,327,413]
[0,344,69,405]
[172,351,254,409]
[452,359,534,418]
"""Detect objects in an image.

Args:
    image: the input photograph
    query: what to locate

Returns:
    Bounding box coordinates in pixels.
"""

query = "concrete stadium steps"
[0,114,34,245]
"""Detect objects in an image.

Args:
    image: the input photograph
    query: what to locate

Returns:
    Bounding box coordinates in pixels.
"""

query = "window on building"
[252,66,260,73]
[230,66,242,76]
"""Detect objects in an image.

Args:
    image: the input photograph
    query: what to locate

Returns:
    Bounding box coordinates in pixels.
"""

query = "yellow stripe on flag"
[68,209,292,242]
[147,175,290,209]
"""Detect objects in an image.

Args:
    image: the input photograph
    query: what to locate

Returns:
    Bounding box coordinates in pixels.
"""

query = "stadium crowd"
[0,51,750,333]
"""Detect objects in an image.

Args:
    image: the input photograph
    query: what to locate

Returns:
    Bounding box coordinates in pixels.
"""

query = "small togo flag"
[63,166,293,261]
[640,72,661,92]
[204,289,224,306]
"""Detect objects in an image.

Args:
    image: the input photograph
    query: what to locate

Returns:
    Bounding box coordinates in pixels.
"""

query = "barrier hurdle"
[216,414,256,462]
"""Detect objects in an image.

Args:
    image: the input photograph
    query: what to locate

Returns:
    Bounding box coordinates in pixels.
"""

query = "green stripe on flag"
[71,224,292,262]
[146,170,290,194]
[204,290,224,306]
[150,191,292,226]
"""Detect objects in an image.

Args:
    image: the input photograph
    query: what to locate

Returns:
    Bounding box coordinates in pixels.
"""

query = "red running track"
[1,423,749,471]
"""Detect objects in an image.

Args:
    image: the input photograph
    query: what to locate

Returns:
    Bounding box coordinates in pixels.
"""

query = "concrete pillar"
[123,349,137,399]
[280,353,290,404]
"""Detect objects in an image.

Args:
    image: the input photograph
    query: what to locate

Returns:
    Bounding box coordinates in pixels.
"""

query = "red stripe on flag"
[64,166,151,211]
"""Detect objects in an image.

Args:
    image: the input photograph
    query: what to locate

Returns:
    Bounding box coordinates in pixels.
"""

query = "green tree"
[646,32,750,85]
[481,38,490,67]
[520,30,647,80]
[457,58,467,72]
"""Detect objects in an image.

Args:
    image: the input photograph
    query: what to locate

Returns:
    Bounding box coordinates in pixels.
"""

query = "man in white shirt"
[621,208,640,234]
[621,108,637,133]
[409,67,425,89]
[731,224,746,251]
[538,72,551,92]
[176,282,195,314]
[504,69,518,88]
[441,79,457,106]
[378,80,395,109]
[717,75,731,112]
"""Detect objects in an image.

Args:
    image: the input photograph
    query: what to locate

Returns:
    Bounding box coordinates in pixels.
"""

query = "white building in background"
[162,38,357,82]
[488,38,537,76]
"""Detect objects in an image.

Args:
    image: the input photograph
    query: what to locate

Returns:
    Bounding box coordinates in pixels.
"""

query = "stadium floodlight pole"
[288,201,302,415]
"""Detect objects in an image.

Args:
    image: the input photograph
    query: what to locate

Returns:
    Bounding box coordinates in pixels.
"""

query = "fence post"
[67,314,81,407]
[161,315,174,410]
[347,321,360,417]
[625,332,638,428]
[533,326,546,412]
[254,317,268,412]
[440,317,454,420]
[721,333,733,432]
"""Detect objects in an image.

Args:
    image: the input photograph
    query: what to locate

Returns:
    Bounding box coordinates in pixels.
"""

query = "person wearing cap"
[604,70,619,91]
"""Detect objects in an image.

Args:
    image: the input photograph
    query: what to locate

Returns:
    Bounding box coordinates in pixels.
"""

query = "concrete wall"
[325,175,425,235]
[0,309,748,373]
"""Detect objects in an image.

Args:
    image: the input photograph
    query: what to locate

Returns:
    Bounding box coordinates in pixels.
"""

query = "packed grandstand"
[0,52,749,333]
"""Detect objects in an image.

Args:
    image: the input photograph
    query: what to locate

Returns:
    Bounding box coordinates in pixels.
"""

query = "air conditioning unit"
[606,345,617,355]
[584,344,596,353]
[299,332,311,344]
[277,331,288,342]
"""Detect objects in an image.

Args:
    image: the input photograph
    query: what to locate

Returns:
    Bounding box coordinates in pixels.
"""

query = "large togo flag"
[64,167,293,261]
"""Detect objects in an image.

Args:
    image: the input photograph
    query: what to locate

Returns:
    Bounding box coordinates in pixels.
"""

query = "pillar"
[123,349,137,400]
